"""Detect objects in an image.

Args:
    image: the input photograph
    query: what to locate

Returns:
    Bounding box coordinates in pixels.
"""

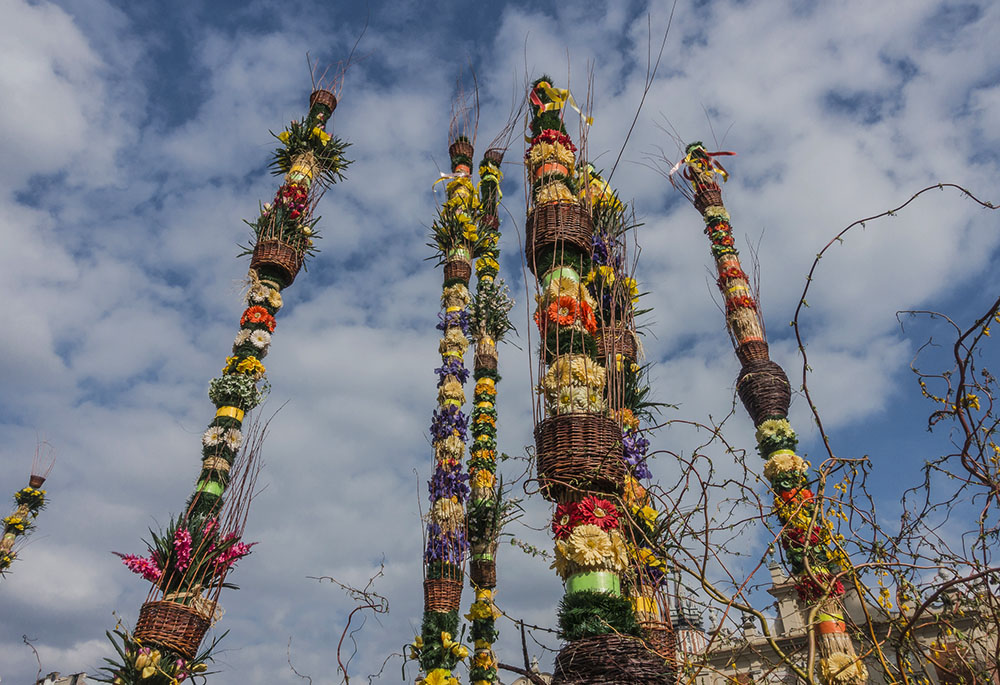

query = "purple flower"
[430,405,468,442]
[434,357,470,386]
[424,523,468,564]
[623,427,652,480]
[429,465,470,502]
[436,309,470,335]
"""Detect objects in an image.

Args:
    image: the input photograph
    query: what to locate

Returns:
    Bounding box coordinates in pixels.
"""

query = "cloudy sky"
[1,0,998,682]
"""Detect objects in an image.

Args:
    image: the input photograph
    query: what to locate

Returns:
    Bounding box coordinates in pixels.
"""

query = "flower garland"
[102,89,351,685]
[679,142,867,685]
[0,483,47,576]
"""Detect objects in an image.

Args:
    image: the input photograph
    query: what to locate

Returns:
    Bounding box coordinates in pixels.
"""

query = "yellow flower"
[635,505,659,525]
[466,601,496,621]
[566,523,612,567]
[472,469,495,489]
[474,650,497,668]
[451,643,469,659]
[421,669,458,685]
[475,587,493,602]
[236,356,266,377]
[551,540,570,578]
[474,639,491,651]
[441,632,459,650]
[277,131,291,143]
[311,127,331,146]
[266,288,282,310]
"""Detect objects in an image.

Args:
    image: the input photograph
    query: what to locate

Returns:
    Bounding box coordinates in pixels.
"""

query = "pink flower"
[116,553,162,582]
[173,527,193,573]
[213,541,257,571]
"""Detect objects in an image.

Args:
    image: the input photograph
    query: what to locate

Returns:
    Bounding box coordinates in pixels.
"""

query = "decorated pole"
[410,124,484,685]
[0,447,54,577]
[99,86,350,684]
[582,166,676,677]
[526,77,667,683]
[464,143,514,685]
[673,142,868,685]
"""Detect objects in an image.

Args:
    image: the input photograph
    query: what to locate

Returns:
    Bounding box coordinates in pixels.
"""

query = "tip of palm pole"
[685,141,705,154]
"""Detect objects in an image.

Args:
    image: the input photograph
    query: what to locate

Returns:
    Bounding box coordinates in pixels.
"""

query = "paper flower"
[575,495,619,531]
[566,524,612,567]
[202,426,225,447]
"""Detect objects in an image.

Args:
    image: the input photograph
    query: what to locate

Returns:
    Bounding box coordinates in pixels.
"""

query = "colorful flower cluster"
[116,516,255,596]
[0,483,47,575]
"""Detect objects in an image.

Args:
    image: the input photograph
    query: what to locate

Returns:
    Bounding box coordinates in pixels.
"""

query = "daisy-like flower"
[552,502,575,539]
[223,428,243,452]
[551,540,570,578]
[547,295,578,326]
[202,426,225,447]
[431,497,464,530]
[247,282,269,304]
[234,329,252,346]
[249,330,271,350]
[576,495,619,531]
[608,530,629,570]
[266,287,282,310]
[438,380,466,405]
[566,523,612,567]
[554,386,574,415]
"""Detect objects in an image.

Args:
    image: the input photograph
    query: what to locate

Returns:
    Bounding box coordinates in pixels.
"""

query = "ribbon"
[530,82,594,126]
[472,552,494,561]
[216,406,245,422]
[817,616,847,634]
[566,571,620,595]
[447,247,472,261]
[196,480,224,496]
[441,350,463,358]
[767,449,798,459]
[442,399,463,408]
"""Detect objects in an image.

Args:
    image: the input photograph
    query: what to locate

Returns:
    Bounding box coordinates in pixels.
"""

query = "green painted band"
[473,553,494,561]
[196,480,224,496]
[766,449,796,458]
[566,571,620,595]
[541,266,580,289]
[817,612,844,623]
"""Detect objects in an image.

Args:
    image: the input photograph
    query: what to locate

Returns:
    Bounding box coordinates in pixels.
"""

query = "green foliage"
[557,590,641,641]
[95,627,225,684]
[417,610,463,672]
[470,278,516,343]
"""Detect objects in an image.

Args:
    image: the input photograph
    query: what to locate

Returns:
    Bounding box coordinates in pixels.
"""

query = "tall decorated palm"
[0,445,55,577]
[672,142,867,685]
[464,138,515,685]
[526,77,668,683]
[98,84,350,684]
[410,92,484,685]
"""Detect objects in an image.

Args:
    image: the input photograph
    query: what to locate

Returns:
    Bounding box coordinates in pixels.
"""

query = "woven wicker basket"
[134,600,210,659]
[449,140,474,161]
[596,327,637,362]
[443,258,472,284]
[28,474,45,488]
[535,414,623,501]
[736,359,791,425]
[309,89,338,112]
[424,578,463,612]
[470,558,497,588]
[525,202,594,275]
[736,339,770,365]
[640,620,675,659]
[251,239,302,287]
[552,634,674,684]
[693,185,723,214]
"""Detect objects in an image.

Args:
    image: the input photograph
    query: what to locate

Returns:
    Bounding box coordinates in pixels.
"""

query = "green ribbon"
[196,480,224,496]
[766,448,797,459]
[817,612,844,623]
[447,247,471,261]
[566,571,620,596]
[473,553,494,561]
[541,266,580,289]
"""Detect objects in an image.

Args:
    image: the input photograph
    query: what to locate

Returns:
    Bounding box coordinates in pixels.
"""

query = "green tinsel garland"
[557,590,641,641]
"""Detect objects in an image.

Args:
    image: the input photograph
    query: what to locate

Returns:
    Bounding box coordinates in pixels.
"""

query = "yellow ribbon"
[536,83,594,126]
[631,596,660,615]
[216,406,245,422]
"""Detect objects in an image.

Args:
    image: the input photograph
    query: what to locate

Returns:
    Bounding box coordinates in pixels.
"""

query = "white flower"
[234,329,252,346]
[223,428,243,452]
[202,426,225,447]
[249,330,271,350]
[247,283,269,304]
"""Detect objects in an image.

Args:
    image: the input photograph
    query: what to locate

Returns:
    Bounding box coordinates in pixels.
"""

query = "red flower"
[780,488,813,505]
[552,502,575,540]
[530,129,577,153]
[575,495,619,531]
[579,301,598,334]
[547,296,578,327]
[241,306,276,332]
[795,572,845,602]
[725,295,758,314]
[716,266,749,287]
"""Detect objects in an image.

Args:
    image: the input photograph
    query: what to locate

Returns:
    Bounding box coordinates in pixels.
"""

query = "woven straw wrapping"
[693,185,723,214]
[134,600,210,659]
[552,634,674,684]
[251,239,302,287]
[736,359,791,425]
[524,202,594,276]
[470,558,497,588]
[424,578,464,613]
[443,259,472,284]
[736,339,770,365]
[596,326,637,363]
[534,414,624,502]
[727,306,765,346]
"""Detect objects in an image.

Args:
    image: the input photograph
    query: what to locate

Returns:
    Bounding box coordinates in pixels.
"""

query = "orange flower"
[241,306,276,332]
[579,301,597,334]
[547,296,578,326]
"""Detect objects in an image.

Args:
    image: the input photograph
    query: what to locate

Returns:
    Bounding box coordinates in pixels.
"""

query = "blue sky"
[1,0,998,682]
